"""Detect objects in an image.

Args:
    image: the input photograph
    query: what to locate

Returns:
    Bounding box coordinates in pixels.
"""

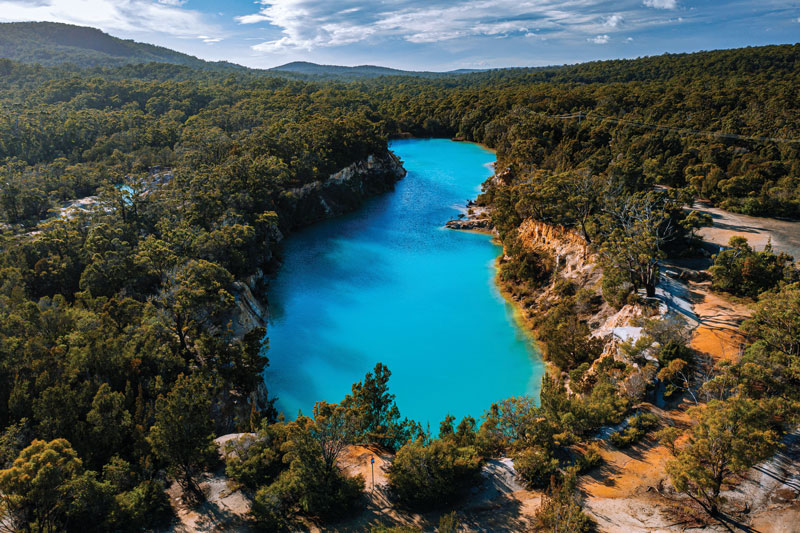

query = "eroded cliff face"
[510,218,661,399]
[230,150,407,336]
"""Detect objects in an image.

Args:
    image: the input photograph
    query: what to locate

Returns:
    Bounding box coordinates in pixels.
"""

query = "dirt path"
[693,200,800,259]
[688,280,751,363]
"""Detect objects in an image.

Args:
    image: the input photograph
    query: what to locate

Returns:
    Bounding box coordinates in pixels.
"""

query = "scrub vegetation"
[1,31,800,530]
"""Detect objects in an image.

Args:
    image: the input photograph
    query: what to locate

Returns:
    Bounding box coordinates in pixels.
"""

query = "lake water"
[263,138,544,426]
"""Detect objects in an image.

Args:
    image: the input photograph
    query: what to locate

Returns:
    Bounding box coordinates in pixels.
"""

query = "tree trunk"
[645,283,656,298]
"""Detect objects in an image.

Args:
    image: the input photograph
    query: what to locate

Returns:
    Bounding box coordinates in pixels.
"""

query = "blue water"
[263,139,543,426]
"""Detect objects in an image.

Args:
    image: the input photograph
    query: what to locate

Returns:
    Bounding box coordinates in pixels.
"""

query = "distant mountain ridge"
[269,61,487,78]
[0,21,244,71]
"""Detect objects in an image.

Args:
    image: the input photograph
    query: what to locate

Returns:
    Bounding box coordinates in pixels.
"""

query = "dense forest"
[0,34,799,531]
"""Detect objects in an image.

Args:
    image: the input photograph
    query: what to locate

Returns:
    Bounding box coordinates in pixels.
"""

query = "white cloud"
[643,0,678,9]
[235,12,270,24]
[0,0,219,39]
[241,0,669,53]
[603,14,623,28]
[589,34,610,44]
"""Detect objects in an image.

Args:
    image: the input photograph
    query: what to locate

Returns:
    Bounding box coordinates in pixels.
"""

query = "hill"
[0,21,245,71]
[270,61,486,79]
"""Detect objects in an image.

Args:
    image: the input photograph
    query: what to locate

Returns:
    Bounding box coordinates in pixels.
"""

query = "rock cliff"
[230,150,406,336]
[280,151,406,230]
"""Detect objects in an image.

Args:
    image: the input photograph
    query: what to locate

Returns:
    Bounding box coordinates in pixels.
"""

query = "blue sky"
[0,0,798,70]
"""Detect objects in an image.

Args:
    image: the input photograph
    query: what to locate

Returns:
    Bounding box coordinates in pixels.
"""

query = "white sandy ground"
[693,199,800,259]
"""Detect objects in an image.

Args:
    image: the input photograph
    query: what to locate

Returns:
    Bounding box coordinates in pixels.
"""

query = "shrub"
[251,483,291,531]
[371,527,422,533]
[602,267,634,310]
[514,445,560,489]
[114,480,173,531]
[534,469,596,533]
[438,511,460,533]
[499,233,553,284]
[538,302,603,371]
[576,443,604,473]
[389,438,482,510]
[709,236,796,298]
[609,412,659,448]
[225,423,288,491]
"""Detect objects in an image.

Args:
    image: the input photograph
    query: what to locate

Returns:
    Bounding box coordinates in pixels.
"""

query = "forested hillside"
[0,40,799,531]
[0,22,244,71]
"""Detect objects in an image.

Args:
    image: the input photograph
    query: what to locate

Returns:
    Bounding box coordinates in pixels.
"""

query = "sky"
[0,0,798,71]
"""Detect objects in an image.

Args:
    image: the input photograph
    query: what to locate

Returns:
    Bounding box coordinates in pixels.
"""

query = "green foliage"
[710,236,797,298]
[370,526,422,533]
[388,438,483,511]
[498,232,553,284]
[0,438,85,532]
[1,36,800,530]
[537,302,603,371]
[601,267,635,310]
[147,373,216,497]
[251,483,292,531]
[534,468,596,533]
[478,396,558,453]
[279,403,365,519]
[438,511,460,533]
[113,480,173,532]
[576,443,604,473]
[225,423,288,491]
[597,190,681,298]
[341,363,417,450]
[742,282,800,359]
[662,397,780,515]
[513,445,560,489]
[609,411,660,448]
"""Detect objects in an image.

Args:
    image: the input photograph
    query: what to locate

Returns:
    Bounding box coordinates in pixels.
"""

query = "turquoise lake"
[263,138,544,425]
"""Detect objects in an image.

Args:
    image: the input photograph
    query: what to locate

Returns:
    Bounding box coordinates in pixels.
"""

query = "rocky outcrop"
[445,204,493,231]
[230,150,406,337]
[280,151,406,230]
[445,217,492,230]
[517,219,598,286]
[231,268,269,337]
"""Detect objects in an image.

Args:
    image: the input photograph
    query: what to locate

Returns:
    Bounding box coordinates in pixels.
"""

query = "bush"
[499,233,553,284]
[709,236,796,298]
[514,445,560,489]
[534,469,596,533]
[602,267,634,310]
[302,472,365,519]
[114,480,173,531]
[576,443,604,473]
[538,302,603,371]
[609,412,659,448]
[251,483,291,531]
[438,511,460,533]
[225,423,288,491]
[389,438,482,510]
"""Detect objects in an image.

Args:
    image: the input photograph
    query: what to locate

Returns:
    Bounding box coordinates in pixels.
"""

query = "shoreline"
[445,205,551,376]
[390,133,497,154]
